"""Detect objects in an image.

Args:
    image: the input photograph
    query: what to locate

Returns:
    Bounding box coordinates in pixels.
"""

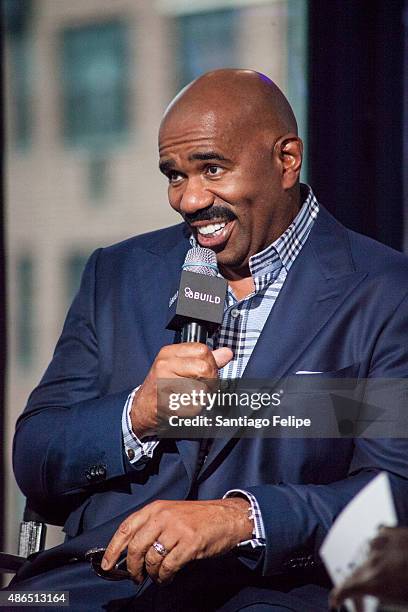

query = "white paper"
[319,472,397,612]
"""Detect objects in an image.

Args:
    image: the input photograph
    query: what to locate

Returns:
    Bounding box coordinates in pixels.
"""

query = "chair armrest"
[0,552,26,574]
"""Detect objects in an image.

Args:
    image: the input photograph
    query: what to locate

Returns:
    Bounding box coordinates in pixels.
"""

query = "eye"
[206,165,223,177]
[167,170,184,185]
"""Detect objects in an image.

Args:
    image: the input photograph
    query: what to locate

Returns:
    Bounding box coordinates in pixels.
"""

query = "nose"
[179,176,214,215]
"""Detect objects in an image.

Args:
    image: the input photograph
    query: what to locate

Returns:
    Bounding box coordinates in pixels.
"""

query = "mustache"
[183,206,236,224]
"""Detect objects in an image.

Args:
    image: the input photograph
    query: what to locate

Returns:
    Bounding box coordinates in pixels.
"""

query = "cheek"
[231,205,253,245]
[215,176,255,209]
[213,183,242,203]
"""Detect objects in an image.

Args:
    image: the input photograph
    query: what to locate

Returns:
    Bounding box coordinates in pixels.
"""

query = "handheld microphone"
[166,247,227,343]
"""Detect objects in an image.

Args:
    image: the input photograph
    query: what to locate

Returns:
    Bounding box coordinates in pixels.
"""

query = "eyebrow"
[159,159,175,174]
[188,151,230,163]
[159,151,231,174]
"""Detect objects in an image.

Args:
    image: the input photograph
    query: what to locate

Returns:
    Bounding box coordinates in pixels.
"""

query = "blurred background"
[1,0,407,558]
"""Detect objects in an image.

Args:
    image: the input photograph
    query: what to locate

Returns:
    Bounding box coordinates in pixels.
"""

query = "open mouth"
[193,219,236,249]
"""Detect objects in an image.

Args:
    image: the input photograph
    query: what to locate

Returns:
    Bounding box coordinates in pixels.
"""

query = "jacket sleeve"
[246,291,408,575]
[13,249,136,520]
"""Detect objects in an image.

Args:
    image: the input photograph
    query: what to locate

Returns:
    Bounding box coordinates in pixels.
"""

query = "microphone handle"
[180,320,213,493]
[181,321,208,343]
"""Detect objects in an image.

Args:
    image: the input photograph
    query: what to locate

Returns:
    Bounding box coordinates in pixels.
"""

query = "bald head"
[160,69,297,142]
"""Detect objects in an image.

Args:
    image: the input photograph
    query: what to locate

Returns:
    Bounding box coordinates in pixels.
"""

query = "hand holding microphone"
[130,344,232,439]
[130,247,232,439]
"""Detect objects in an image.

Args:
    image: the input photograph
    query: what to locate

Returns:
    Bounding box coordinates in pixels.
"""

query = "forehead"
[159,108,250,157]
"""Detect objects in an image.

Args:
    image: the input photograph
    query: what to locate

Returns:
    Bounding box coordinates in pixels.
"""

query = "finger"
[102,512,147,570]
[329,563,376,606]
[159,343,212,360]
[330,575,374,608]
[144,536,178,583]
[354,596,365,612]
[212,347,233,369]
[156,543,191,584]
[126,526,163,583]
[158,376,215,416]
[165,356,219,380]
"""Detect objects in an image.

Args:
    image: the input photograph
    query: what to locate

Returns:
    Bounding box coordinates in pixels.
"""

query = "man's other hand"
[329,527,408,610]
[101,497,252,584]
[130,344,233,439]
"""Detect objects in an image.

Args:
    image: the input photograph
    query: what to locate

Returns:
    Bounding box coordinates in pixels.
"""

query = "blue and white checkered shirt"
[122,185,319,547]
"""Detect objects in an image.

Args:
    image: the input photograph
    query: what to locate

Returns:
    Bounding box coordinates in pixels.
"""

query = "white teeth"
[197,222,226,236]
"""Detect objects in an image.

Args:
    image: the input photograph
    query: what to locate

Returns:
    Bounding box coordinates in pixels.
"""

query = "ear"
[275,135,303,189]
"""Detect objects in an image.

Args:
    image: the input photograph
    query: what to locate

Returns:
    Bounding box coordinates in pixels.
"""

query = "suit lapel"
[130,221,201,365]
[139,225,201,484]
[242,250,366,381]
[200,207,367,478]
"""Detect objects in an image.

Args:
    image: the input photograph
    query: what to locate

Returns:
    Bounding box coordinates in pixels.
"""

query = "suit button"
[97,465,106,478]
[85,466,96,481]
[127,449,135,460]
[85,464,106,481]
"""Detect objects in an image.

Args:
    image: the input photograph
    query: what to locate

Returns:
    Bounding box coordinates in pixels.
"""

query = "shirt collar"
[189,183,319,281]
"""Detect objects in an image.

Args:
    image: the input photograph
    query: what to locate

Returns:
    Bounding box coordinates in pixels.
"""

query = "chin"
[216,251,248,272]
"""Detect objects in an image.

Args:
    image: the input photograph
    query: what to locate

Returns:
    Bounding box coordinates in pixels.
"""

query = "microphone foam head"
[182,247,218,277]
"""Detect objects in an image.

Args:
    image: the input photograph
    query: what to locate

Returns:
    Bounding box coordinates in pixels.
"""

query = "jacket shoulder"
[347,228,408,277]
[101,222,188,257]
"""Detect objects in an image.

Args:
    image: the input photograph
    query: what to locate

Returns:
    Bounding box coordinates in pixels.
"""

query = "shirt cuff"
[223,489,266,548]
[122,387,159,466]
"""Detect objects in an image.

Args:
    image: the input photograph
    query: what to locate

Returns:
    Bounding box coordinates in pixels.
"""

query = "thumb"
[212,347,233,369]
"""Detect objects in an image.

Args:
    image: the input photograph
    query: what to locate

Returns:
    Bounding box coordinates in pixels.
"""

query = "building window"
[60,20,129,150]
[16,255,33,368]
[65,252,90,305]
[287,0,308,181]
[4,0,33,149]
[88,156,108,201]
[176,9,237,87]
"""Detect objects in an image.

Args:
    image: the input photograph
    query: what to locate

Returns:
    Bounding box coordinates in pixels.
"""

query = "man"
[10,70,408,611]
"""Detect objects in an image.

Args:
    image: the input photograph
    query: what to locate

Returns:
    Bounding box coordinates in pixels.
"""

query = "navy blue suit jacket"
[13,206,408,583]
